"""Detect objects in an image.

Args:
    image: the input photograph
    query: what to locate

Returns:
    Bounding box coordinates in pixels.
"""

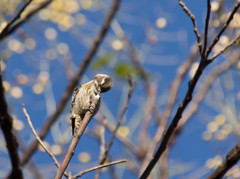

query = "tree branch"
[22,104,68,178]
[0,59,23,179]
[179,0,203,53]
[206,2,240,57]
[0,0,52,41]
[73,159,126,179]
[208,33,240,62]
[202,0,211,55]
[139,1,240,178]
[207,143,240,179]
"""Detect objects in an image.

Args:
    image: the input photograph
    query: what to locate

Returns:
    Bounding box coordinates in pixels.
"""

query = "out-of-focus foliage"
[92,54,111,70]
[114,62,138,79]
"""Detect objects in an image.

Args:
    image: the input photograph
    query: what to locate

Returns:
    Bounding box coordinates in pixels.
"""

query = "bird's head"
[94,74,113,93]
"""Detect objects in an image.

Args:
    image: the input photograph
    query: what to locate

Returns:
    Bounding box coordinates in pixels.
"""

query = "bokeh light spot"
[117,126,130,138]
[17,74,29,85]
[78,152,91,163]
[202,131,212,141]
[3,81,11,92]
[45,27,57,40]
[207,121,218,133]
[75,14,86,25]
[211,1,219,12]
[25,38,36,50]
[80,0,93,9]
[57,42,69,55]
[8,39,25,54]
[10,86,23,99]
[13,118,24,131]
[38,71,49,84]
[112,40,124,51]
[214,114,226,126]
[156,17,167,29]
[51,144,62,155]
[46,49,58,60]
[32,83,44,95]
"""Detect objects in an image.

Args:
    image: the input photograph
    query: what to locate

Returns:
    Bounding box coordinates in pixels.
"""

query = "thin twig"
[0,0,52,41]
[0,58,23,179]
[72,159,127,178]
[170,52,239,145]
[0,0,33,34]
[21,0,121,166]
[202,0,211,55]
[95,77,133,178]
[207,143,240,179]
[179,0,203,53]
[208,33,240,61]
[22,104,68,178]
[54,95,100,179]
[206,2,240,57]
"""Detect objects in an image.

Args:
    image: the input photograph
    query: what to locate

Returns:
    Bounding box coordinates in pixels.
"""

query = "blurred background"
[0,0,240,178]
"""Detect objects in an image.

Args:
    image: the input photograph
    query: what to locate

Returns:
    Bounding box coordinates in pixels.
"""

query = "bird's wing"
[70,86,81,135]
[71,86,81,112]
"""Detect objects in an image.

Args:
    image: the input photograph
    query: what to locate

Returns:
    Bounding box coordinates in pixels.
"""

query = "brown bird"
[70,74,113,135]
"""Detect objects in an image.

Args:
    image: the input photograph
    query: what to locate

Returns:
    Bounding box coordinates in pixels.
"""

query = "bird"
[70,74,113,136]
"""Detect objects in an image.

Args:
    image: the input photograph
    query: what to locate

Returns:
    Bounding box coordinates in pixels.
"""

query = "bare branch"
[207,143,240,179]
[0,0,52,41]
[73,159,127,179]
[20,0,121,167]
[206,2,240,57]
[22,104,69,178]
[179,0,203,53]
[0,0,33,34]
[202,0,211,55]
[170,52,239,146]
[0,58,23,179]
[54,95,100,179]
[208,33,240,62]
[140,2,240,178]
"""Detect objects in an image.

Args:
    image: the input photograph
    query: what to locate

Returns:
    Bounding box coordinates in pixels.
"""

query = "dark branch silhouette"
[0,0,52,42]
[140,1,240,178]
[207,143,240,179]
[0,59,23,179]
